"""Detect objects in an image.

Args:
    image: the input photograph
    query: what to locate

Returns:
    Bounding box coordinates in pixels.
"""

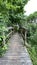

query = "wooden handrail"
[2,27,14,45]
[0,27,14,32]
[5,31,13,39]
[7,27,14,30]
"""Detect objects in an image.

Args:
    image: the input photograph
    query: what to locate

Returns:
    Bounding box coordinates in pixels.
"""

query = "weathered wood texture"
[0,33,33,65]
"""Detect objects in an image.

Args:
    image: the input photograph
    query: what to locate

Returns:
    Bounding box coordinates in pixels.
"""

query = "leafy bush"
[28,46,37,65]
[26,12,37,65]
[0,44,7,57]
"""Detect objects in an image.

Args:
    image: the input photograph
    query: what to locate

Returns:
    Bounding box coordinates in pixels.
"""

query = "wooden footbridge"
[0,26,33,65]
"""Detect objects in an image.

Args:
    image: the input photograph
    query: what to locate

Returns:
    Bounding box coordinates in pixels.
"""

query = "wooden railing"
[20,27,27,45]
[2,27,14,45]
[19,26,31,47]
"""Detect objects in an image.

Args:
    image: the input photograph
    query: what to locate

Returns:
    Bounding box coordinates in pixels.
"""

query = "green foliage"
[0,0,29,56]
[26,12,37,22]
[28,46,37,65]
[0,0,37,65]
[0,44,7,57]
[25,12,37,65]
[21,11,37,65]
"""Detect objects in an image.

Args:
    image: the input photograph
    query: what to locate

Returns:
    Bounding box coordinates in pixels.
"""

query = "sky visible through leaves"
[24,0,37,16]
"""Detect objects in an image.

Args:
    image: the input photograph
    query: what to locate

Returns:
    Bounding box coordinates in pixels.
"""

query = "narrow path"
[0,33,33,65]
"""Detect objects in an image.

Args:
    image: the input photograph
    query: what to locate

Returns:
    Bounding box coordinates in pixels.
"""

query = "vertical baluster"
[24,30,27,45]
[3,31,5,45]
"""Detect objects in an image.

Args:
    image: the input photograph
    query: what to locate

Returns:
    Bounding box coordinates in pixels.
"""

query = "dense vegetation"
[0,0,37,65]
[0,0,28,56]
[21,12,37,65]
[26,12,37,65]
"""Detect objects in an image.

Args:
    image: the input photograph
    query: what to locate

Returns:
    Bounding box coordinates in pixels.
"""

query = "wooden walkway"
[0,33,33,65]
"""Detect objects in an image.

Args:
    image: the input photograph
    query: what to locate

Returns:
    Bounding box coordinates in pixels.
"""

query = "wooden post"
[24,31,27,45]
[3,31,5,45]
[10,29,12,37]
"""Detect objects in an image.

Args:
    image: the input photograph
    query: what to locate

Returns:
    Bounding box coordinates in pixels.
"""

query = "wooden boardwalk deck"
[0,33,33,65]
